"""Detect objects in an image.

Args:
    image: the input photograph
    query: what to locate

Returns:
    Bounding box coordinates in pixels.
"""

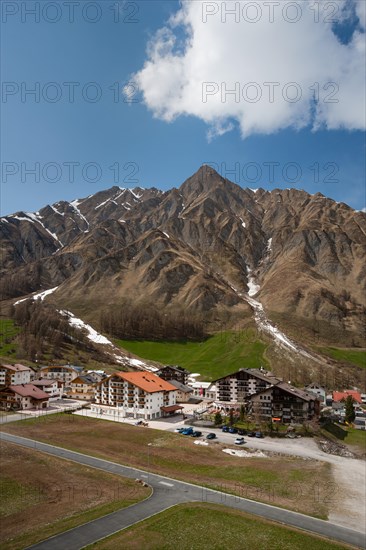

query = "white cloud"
[132,0,365,138]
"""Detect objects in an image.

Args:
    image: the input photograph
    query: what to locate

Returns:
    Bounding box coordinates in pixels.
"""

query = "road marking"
[159,481,174,487]
[141,475,148,478]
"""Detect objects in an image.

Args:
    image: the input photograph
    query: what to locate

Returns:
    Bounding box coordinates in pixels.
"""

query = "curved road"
[1,432,364,550]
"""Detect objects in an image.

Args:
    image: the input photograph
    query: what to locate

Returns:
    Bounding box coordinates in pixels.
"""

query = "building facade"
[0,384,49,410]
[38,365,82,385]
[249,383,320,423]
[169,380,193,402]
[95,371,177,420]
[32,379,60,401]
[305,383,326,403]
[67,375,96,401]
[156,365,190,385]
[215,369,281,406]
[0,364,33,386]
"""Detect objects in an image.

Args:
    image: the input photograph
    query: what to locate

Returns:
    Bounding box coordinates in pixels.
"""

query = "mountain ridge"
[1,167,365,367]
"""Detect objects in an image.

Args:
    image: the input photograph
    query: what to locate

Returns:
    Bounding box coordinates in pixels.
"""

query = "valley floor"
[73,408,366,535]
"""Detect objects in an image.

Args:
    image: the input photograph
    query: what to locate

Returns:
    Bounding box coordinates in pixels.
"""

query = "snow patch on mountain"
[246,267,260,297]
[59,310,113,345]
[70,201,90,231]
[10,212,64,248]
[58,309,157,370]
[228,278,315,359]
[14,286,59,305]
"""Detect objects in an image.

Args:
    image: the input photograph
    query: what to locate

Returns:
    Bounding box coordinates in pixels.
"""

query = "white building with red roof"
[32,379,60,401]
[332,390,362,404]
[0,384,49,410]
[95,371,179,420]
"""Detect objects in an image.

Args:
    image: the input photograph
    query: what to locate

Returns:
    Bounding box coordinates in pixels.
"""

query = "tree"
[344,395,356,423]
[240,404,245,423]
[229,408,234,427]
[214,412,222,426]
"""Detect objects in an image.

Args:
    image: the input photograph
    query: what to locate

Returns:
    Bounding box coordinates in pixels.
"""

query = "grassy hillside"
[0,319,20,359]
[116,329,268,380]
[317,347,366,369]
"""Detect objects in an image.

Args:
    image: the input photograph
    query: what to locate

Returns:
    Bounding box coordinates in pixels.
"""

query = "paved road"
[1,432,365,550]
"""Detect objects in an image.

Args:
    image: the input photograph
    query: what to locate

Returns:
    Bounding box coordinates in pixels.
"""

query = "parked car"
[247,431,255,437]
[191,431,202,437]
[234,437,245,445]
[222,426,229,432]
[237,429,246,435]
[206,433,216,440]
[228,427,238,434]
[174,427,185,433]
[181,427,194,435]
[255,431,264,438]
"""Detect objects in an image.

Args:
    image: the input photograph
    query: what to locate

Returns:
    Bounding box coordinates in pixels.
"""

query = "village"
[1,362,365,434]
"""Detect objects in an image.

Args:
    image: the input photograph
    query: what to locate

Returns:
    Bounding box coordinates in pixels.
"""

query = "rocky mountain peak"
[1,169,365,353]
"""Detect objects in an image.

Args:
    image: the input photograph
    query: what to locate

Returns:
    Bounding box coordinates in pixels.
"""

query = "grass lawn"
[322,423,366,454]
[0,441,150,550]
[0,319,20,359]
[116,330,268,380]
[317,346,366,369]
[344,427,366,449]
[1,414,332,519]
[86,503,352,550]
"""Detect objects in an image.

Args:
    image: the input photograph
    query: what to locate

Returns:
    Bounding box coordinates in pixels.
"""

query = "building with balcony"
[32,379,60,401]
[95,371,178,420]
[0,384,49,411]
[37,365,83,385]
[215,368,281,407]
[156,365,190,385]
[249,382,320,423]
[67,374,96,401]
[0,364,33,387]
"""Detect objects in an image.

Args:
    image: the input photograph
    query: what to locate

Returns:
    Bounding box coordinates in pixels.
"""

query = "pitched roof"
[305,383,325,391]
[39,365,82,373]
[1,363,32,372]
[169,379,193,393]
[251,382,316,402]
[32,379,56,386]
[333,391,362,404]
[71,375,95,385]
[110,371,177,393]
[275,382,317,402]
[158,365,190,374]
[8,384,49,399]
[161,405,184,412]
[214,368,281,385]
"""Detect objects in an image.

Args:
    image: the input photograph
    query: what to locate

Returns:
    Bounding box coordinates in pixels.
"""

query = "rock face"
[1,166,365,346]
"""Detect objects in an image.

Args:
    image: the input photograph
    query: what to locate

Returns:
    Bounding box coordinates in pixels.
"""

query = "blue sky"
[1,0,365,215]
